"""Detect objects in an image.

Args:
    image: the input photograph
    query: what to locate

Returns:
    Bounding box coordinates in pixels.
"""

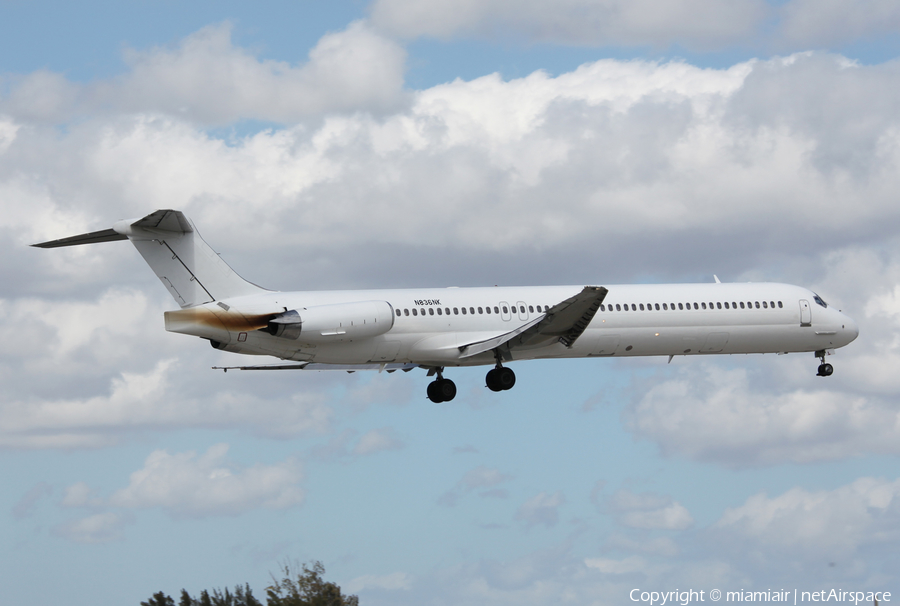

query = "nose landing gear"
[815,350,834,377]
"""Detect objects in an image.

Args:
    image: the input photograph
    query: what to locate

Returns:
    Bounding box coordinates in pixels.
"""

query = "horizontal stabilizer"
[213,363,418,373]
[31,228,127,248]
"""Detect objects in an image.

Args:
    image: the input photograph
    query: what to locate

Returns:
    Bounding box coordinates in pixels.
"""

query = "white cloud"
[0,21,407,125]
[370,0,900,53]
[52,512,129,544]
[604,534,680,557]
[777,0,900,48]
[607,489,694,530]
[583,555,647,574]
[353,427,405,455]
[60,482,103,508]
[345,571,413,594]
[714,477,900,560]
[11,482,53,519]
[0,355,334,449]
[438,465,513,506]
[624,363,900,466]
[515,491,565,528]
[370,0,767,49]
[108,443,304,517]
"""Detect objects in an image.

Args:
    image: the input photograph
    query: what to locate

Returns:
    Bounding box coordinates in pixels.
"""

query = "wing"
[459,286,608,359]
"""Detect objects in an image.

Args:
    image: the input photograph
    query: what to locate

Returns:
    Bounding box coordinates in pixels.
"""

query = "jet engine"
[264,300,394,343]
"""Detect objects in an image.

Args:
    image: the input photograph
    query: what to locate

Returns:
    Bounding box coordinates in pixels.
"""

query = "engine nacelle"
[265,300,394,344]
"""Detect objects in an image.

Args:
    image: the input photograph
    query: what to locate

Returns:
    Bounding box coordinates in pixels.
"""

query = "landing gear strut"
[815,350,834,377]
[427,368,457,403]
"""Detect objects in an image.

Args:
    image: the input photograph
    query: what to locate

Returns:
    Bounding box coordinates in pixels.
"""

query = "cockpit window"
[813,293,828,308]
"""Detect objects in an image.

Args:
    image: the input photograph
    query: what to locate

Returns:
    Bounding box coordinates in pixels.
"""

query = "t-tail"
[32,209,267,307]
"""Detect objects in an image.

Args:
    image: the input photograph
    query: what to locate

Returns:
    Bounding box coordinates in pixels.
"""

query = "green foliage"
[141,592,175,606]
[141,561,351,606]
[266,561,359,606]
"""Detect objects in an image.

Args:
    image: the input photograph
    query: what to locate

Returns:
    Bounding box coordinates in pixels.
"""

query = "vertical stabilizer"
[34,209,267,307]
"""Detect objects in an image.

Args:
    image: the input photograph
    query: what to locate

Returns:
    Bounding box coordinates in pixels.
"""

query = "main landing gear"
[424,363,518,402]
[485,365,516,392]
[427,368,457,403]
[815,350,834,377]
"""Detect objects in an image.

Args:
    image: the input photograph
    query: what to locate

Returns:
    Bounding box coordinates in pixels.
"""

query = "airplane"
[33,209,859,403]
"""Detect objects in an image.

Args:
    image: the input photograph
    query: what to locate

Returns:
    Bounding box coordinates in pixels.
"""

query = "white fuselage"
[165,282,859,368]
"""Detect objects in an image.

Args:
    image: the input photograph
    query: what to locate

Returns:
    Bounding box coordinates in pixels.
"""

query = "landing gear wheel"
[817,363,834,377]
[427,378,457,402]
[486,367,516,391]
[486,368,503,392]
[497,367,516,390]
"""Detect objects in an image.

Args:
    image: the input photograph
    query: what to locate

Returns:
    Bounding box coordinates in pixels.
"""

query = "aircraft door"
[799,300,812,326]
[516,301,528,321]
[500,301,511,321]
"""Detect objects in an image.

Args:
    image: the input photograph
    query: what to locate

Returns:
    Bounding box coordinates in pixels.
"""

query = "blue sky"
[3,1,900,604]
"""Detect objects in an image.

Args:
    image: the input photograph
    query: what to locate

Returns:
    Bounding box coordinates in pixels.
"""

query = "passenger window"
[429,308,434,316]
[437,308,442,315]
[770,301,775,308]
[724,302,729,309]
[453,308,458,315]
[655,303,660,310]
[529,305,534,313]
[663,303,668,310]
[470,307,475,314]
[717,302,722,309]
[600,304,606,311]
[478,307,483,314]
[762,301,768,308]
[502,306,508,314]
[520,305,525,313]
[486,307,491,314]
[639,304,645,311]
[755,301,760,309]
[412,309,418,316]
[701,302,707,310]
[732,302,737,308]
[678,303,683,310]
[461,307,467,315]
[404,309,410,316]
[740,302,745,309]
[778,301,783,308]
[421,308,426,315]
[693,303,699,310]
[494,306,500,314]
[616,304,621,311]
[396,309,401,316]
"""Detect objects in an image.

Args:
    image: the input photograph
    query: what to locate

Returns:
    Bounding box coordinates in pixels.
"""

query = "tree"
[266,560,359,606]
[141,592,175,606]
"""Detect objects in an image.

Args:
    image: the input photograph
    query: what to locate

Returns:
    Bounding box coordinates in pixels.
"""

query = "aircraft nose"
[842,314,859,344]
